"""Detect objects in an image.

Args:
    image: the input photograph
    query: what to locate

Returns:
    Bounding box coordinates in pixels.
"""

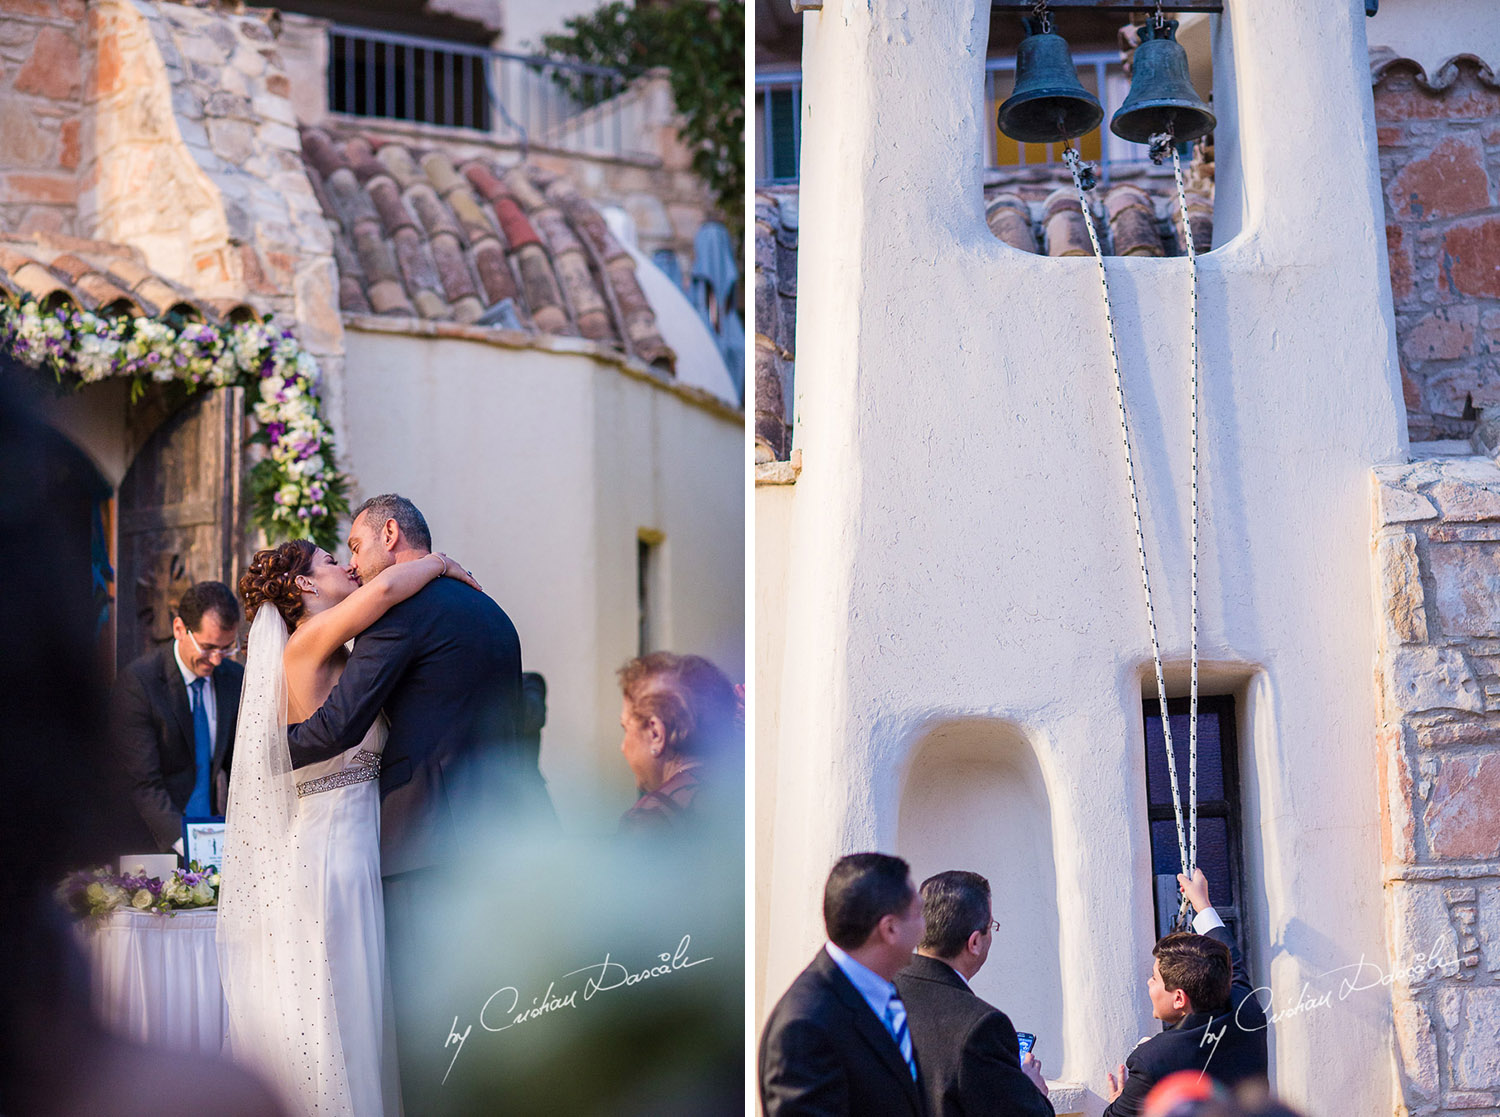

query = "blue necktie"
[885,992,917,1081]
[185,677,213,817]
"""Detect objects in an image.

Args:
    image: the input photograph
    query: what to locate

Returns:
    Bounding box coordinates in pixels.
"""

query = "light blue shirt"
[824,941,898,1024]
[173,642,216,753]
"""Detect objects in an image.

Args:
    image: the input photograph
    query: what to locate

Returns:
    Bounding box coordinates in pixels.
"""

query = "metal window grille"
[328,25,634,157]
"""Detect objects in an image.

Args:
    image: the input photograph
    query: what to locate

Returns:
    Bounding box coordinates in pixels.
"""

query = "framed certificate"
[182,817,227,870]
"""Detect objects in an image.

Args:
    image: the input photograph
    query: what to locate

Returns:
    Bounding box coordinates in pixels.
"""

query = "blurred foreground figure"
[1143,1072,1308,1117]
[0,361,284,1116]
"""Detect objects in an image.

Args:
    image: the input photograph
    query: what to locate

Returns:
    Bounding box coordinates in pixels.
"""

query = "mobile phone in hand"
[1017,1032,1036,1058]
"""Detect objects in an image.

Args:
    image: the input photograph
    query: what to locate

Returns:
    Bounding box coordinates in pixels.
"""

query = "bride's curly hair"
[239,540,317,628]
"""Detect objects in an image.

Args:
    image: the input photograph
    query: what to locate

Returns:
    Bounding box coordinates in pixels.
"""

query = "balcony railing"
[328,25,647,160]
[756,51,1159,186]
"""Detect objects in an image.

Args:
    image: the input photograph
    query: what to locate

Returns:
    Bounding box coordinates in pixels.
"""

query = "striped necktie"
[885,991,917,1081]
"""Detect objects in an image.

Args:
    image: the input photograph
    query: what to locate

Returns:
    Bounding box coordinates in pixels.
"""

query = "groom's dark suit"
[287,575,548,873]
[288,574,551,1113]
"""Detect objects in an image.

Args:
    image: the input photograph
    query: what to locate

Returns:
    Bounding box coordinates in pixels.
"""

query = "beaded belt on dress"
[295,749,382,797]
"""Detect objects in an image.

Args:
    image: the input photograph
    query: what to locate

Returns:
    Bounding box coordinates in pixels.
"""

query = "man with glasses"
[894,871,1053,1117]
[110,581,244,855]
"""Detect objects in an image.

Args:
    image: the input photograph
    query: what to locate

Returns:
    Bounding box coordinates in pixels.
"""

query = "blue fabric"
[651,249,683,288]
[185,676,212,817]
[689,221,746,400]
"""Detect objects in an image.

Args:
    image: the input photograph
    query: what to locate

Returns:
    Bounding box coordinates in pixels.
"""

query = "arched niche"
[897,718,1064,1057]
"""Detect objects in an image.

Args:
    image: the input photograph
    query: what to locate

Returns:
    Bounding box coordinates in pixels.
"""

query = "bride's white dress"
[217,608,400,1117]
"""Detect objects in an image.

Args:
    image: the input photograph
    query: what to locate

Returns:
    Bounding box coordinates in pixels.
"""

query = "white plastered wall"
[1366,0,1500,77]
[758,0,1403,1111]
[339,330,744,832]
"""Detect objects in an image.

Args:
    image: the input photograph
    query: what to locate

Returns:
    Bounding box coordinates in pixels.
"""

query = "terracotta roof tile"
[301,127,673,367]
[375,143,423,189]
[406,181,463,242]
[980,178,1213,257]
[446,187,497,245]
[471,239,520,307]
[532,207,582,257]
[0,233,254,324]
[429,231,479,305]
[300,129,346,178]
[340,275,372,315]
[367,176,417,236]
[502,166,547,211]
[1043,188,1092,256]
[324,166,379,228]
[985,193,1040,253]
[345,136,386,183]
[352,221,403,289]
[419,151,466,197]
[391,225,449,317]
[368,279,414,316]
[513,243,568,333]
[1105,184,1163,257]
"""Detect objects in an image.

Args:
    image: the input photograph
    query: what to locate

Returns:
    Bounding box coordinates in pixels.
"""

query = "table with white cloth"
[74,908,228,1053]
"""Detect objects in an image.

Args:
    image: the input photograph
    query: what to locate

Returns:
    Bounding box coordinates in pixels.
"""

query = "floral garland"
[57,863,221,919]
[1,297,348,550]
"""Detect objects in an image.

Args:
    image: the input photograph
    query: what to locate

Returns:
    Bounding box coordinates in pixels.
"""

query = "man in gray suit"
[894,872,1053,1117]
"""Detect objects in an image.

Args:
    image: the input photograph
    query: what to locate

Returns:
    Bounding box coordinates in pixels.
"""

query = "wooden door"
[116,387,244,668]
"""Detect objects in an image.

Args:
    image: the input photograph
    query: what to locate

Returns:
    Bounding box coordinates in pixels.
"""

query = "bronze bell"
[1110,19,1215,145]
[997,18,1103,145]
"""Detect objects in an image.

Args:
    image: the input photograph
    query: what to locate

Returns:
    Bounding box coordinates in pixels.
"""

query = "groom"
[288,492,552,1111]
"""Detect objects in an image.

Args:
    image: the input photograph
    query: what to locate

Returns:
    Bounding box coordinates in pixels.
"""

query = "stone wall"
[79,0,347,450]
[1374,52,1500,442]
[1374,455,1500,1113]
[0,0,87,235]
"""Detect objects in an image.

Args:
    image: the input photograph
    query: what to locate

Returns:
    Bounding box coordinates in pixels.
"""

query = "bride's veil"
[216,605,352,1113]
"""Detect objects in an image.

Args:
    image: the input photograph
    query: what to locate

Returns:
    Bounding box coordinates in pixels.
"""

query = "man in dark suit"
[110,581,244,855]
[287,493,551,1113]
[895,872,1053,1117]
[1102,869,1269,1116]
[759,852,929,1116]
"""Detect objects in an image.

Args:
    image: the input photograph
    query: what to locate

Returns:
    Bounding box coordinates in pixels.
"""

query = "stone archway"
[115,386,244,668]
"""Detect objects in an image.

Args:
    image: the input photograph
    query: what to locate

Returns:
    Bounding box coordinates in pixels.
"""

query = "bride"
[217,540,479,1116]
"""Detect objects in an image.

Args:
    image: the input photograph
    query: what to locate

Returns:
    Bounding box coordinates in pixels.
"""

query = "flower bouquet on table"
[56,862,221,920]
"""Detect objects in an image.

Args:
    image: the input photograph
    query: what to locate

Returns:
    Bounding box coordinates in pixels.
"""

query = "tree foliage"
[543,1,744,244]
